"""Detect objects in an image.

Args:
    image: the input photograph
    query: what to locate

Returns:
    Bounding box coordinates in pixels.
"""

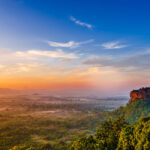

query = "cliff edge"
[128,87,150,104]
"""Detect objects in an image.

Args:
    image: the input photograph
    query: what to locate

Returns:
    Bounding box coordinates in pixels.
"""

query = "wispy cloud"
[15,49,78,59]
[70,16,93,29]
[101,41,127,49]
[59,58,73,62]
[0,49,79,73]
[83,50,150,72]
[0,49,79,65]
[47,39,94,49]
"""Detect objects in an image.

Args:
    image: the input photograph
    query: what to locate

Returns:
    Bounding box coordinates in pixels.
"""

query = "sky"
[0,0,150,96]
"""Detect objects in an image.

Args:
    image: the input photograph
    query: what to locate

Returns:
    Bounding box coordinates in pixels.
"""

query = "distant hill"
[0,88,19,94]
[0,88,35,95]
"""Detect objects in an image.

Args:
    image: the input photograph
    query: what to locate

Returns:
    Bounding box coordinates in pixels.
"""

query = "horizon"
[0,0,150,96]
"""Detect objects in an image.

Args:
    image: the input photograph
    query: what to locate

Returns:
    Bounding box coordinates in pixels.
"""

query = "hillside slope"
[112,99,150,124]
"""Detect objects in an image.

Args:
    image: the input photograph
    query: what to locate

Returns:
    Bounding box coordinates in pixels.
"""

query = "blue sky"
[0,0,150,96]
[1,0,150,50]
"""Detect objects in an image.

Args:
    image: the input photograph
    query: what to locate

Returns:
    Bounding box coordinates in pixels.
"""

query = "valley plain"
[0,93,127,150]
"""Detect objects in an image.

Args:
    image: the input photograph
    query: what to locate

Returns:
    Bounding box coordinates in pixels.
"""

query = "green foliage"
[9,145,35,150]
[95,116,128,150]
[71,135,96,150]
[71,116,128,150]
[2,95,150,150]
[70,99,150,150]
[133,116,150,150]
[9,144,54,150]
[117,125,134,150]
[71,115,150,150]
[112,99,150,124]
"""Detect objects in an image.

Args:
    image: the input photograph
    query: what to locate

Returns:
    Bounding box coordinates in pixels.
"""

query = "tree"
[71,116,128,150]
[133,116,150,150]
[117,125,134,150]
[95,116,128,150]
[71,135,96,150]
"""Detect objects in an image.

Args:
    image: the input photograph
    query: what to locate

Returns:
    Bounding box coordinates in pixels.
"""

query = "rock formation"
[128,87,150,104]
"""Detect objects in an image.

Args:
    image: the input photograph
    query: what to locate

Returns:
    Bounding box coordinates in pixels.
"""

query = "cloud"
[101,41,127,49]
[47,39,94,48]
[0,49,80,69]
[0,62,44,74]
[15,49,78,59]
[70,16,93,29]
[59,58,73,62]
[12,63,44,72]
[83,50,150,72]
[0,48,80,74]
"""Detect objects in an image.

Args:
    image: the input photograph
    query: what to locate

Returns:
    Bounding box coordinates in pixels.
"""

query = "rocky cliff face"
[128,87,150,104]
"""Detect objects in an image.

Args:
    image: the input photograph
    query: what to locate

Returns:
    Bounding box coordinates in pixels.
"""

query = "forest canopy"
[71,115,150,150]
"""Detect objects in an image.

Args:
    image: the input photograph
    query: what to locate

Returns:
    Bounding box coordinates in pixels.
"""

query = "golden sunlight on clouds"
[0,48,149,91]
[0,66,149,92]
[0,66,122,90]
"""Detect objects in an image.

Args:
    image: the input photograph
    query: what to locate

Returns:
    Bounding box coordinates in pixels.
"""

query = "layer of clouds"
[101,41,127,49]
[47,39,94,49]
[70,16,93,29]
[83,50,150,71]
[0,49,79,73]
